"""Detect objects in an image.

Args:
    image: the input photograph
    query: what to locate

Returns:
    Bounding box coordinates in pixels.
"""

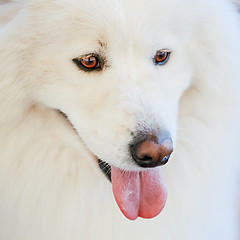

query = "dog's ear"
[185,1,240,107]
[177,2,240,175]
[178,1,240,149]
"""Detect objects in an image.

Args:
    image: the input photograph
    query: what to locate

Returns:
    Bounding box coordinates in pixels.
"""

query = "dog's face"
[30,0,193,170]
[15,0,195,219]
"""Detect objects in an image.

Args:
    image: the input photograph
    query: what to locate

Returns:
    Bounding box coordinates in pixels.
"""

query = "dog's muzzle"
[98,131,173,182]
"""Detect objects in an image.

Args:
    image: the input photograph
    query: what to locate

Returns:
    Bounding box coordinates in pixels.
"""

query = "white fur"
[0,0,240,239]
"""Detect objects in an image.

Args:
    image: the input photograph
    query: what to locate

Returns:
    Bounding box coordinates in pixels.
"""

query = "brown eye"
[73,54,102,71]
[154,50,171,65]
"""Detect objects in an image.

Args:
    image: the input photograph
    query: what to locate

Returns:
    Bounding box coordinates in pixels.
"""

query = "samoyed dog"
[0,0,240,239]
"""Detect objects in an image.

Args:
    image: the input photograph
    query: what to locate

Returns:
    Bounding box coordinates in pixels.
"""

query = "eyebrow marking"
[98,40,107,48]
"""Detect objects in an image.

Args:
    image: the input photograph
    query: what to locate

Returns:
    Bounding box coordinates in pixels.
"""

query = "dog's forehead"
[54,0,176,51]
[14,0,200,59]
[58,0,196,47]
[64,1,161,34]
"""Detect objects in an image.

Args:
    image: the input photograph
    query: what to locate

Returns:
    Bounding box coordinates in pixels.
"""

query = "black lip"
[98,159,111,182]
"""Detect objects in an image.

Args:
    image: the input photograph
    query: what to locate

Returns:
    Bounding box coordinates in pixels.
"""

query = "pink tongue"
[111,166,167,220]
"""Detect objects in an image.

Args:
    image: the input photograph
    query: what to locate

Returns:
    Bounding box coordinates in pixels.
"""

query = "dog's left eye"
[73,54,102,71]
[154,49,171,65]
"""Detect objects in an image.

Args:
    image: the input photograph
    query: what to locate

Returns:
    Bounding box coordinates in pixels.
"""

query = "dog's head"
[5,0,199,220]
[34,1,194,157]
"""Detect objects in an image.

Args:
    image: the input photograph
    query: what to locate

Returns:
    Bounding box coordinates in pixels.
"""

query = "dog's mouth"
[98,159,168,221]
[58,109,168,221]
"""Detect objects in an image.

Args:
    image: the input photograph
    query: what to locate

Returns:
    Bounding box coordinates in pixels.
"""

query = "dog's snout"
[130,133,173,168]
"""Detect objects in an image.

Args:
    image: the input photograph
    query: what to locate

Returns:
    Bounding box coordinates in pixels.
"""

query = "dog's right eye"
[73,54,102,71]
[154,49,171,66]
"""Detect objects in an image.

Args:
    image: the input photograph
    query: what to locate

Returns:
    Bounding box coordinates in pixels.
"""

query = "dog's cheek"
[64,101,135,164]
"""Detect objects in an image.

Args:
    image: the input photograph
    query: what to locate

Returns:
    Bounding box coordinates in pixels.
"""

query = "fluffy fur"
[0,0,240,239]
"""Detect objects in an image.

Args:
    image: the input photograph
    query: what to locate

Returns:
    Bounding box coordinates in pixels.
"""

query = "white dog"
[0,0,240,239]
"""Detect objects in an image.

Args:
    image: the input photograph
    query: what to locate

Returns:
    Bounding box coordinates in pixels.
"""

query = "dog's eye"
[154,49,171,65]
[73,54,102,71]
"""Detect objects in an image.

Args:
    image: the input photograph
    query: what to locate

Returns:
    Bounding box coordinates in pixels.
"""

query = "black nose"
[130,132,173,168]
